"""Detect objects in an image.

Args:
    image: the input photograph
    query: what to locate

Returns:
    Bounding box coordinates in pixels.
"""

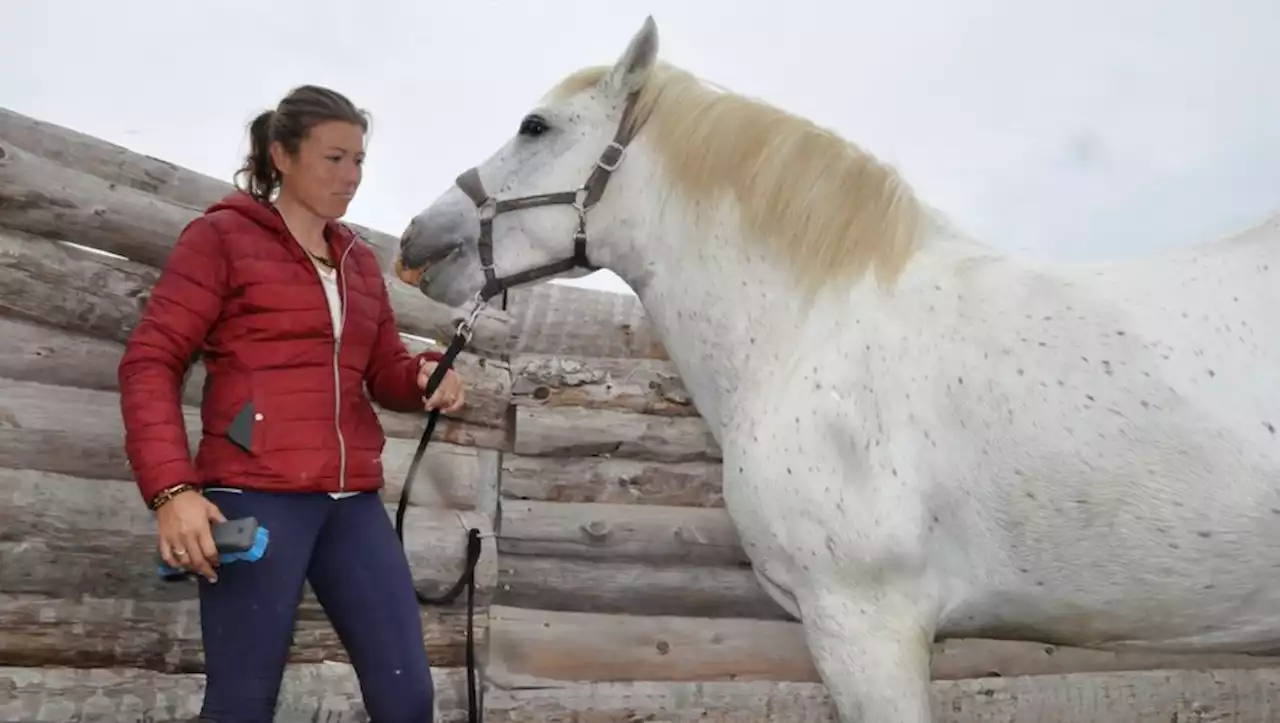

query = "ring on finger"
[174,548,188,558]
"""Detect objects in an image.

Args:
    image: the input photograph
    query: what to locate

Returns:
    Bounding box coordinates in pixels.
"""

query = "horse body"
[635,184,1280,718]
[397,17,1280,721]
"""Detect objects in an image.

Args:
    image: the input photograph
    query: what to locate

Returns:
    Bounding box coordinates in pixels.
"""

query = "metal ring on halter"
[454,294,487,340]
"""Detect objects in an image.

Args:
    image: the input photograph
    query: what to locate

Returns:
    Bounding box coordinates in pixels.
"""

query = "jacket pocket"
[226,400,257,454]
[217,371,265,456]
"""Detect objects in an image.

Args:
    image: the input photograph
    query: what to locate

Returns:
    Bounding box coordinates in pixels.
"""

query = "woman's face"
[273,120,366,220]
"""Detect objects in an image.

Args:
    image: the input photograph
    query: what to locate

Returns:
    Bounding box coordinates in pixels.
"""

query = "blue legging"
[195,487,435,723]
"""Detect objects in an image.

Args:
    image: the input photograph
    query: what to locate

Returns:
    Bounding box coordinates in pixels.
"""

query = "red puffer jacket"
[118,191,440,506]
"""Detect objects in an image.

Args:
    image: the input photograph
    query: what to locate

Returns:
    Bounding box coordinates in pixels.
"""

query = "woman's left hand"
[417,360,467,413]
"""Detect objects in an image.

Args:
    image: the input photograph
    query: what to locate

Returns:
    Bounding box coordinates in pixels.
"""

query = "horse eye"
[519,114,549,137]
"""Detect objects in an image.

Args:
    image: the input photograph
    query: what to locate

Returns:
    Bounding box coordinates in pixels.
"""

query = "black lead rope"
[393,324,483,723]
[390,95,635,721]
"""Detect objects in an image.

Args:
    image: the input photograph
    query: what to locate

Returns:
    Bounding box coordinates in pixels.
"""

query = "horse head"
[395,17,660,309]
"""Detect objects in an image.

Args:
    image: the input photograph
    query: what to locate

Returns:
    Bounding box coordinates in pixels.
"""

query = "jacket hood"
[206,191,359,252]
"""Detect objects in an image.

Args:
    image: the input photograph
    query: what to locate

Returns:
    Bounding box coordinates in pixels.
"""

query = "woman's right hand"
[156,490,227,582]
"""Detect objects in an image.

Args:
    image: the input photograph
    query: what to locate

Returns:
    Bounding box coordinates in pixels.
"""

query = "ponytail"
[234,110,280,202]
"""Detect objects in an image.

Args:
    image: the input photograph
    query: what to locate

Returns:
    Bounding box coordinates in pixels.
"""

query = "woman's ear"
[268,140,291,177]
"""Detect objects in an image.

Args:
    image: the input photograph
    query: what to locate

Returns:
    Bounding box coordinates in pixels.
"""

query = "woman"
[118,84,464,722]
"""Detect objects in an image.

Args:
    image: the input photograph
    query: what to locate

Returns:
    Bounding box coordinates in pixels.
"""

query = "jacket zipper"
[333,240,355,494]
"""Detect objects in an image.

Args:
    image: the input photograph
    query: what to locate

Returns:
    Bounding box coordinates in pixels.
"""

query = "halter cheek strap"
[453,90,642,302]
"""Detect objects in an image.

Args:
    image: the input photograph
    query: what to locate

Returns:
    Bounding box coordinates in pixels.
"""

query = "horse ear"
[607,15,659,94]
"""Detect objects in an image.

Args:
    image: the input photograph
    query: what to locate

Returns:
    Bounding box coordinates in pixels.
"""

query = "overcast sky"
[4,0,1277,294]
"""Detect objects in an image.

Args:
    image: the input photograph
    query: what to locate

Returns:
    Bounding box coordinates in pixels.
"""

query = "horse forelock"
[548,62,927,295]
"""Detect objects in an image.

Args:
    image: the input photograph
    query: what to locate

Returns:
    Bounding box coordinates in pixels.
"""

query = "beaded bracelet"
[148,482,199,511]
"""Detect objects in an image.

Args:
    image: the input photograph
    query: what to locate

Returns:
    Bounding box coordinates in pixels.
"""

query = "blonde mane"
[551,63,926,295]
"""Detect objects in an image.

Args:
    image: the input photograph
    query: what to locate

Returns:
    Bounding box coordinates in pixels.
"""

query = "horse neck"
[597,188,876,433]
[594,158,980,435]
[609,237,787,433]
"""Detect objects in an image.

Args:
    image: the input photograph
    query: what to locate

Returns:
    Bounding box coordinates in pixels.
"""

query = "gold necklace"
[305,247,335,268]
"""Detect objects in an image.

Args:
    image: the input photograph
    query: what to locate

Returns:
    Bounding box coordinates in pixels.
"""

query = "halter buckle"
[597,142,626,172]
[477,197,497,223]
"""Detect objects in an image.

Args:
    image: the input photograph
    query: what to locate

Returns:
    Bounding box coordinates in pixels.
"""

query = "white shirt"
[310,256,360,500]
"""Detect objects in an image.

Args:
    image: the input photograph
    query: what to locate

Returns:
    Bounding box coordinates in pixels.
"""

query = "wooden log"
[488,606,1280,688]
[506,282,667,359]
[0,140,209,270]
[510,353,695,416]
[496,555,790,621]
[0,107,239,212]
[514,405,721,462]
[0,468,497,600]
[0,469,494,671]
[400,334,513,433]
[0,316,130,396]
[15,664,1280,723]
[0,377,489,504]
[501,454,724,507]
[0,663,474,723]
[498,500,747,566]
[0,592,482,673]
[0,230,156,346]
[380,443,497,511]
[0,143,513,356]
[484,668,1280,722]
[0,106,396,269]
[0,366,503,473]
[0,378,171,481]
[8,666,1280,723]
[0,315,510,433]
[489,606,812,686]
[0,374,487,505]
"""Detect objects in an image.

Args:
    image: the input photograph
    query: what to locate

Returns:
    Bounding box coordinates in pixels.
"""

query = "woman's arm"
[118,216,229,506]
[364,278,443,413]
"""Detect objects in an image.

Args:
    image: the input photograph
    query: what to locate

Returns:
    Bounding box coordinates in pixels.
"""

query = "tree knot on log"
[517,357,606,388]
[579,520,611,542]
[673,526,708,547]
[0,188,78,212]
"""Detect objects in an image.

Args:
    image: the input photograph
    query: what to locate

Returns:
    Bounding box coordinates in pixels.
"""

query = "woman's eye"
[519,114,549,137]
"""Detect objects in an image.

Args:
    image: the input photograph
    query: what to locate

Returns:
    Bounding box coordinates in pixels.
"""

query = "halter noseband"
[452,90,643,302]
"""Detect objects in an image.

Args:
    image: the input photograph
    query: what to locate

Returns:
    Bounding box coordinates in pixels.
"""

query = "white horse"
[396,16,1280,722]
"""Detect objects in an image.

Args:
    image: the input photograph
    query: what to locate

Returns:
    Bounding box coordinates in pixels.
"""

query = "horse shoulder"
[722,365,936,585]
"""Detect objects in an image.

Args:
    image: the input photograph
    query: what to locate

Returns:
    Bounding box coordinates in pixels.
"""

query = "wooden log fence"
[4,104,1280,721]
[9,664,1280,722]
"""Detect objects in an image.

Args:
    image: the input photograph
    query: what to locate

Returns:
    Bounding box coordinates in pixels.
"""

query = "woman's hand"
[417,360,467,413]
[156,490,227,582]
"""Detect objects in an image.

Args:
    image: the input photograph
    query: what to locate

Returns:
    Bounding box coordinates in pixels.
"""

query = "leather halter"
[452,90,643,301]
